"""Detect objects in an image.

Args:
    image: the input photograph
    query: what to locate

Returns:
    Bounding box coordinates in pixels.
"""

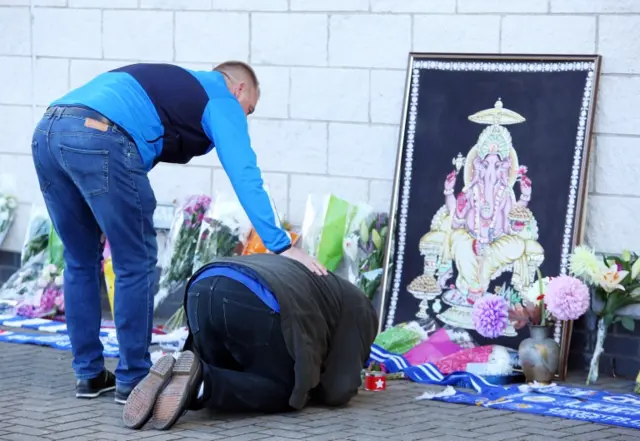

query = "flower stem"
[586,317,606,385]
[536,268,545,327]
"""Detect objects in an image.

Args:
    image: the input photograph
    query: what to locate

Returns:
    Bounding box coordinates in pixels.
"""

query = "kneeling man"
[123,253,378,430]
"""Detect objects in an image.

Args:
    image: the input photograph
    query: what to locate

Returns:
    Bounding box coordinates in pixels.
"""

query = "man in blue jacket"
[30,61,326,404]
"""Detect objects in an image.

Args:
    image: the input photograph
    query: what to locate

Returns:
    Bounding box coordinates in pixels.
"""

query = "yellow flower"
[599,264,629,293]
[570,246,605,283]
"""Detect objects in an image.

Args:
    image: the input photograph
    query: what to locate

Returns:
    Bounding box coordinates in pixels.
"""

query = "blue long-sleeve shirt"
[51,66,291,254]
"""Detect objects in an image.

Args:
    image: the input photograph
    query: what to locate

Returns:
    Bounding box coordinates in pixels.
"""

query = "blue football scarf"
[368,344,640,430]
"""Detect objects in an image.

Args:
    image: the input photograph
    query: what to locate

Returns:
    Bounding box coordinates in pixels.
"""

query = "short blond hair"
[214,61,259,90]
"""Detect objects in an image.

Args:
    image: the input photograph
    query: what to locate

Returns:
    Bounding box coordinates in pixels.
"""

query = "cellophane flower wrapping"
[301,194,353,272]
[0,175,18,247]
[20,205,51,266]
[0,259,44,314]
[242,220,299,255]
[343,205,389,300]
[373,321,430,354]
[1,221,65,318]
[167,194,252,332]
[15,263,64,318]
[155,195,212,310]
[192,194,251,273]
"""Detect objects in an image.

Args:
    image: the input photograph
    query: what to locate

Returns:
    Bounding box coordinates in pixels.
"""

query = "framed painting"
[378,53,602,380]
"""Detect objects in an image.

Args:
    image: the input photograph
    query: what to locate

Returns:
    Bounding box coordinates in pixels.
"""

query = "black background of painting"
[387,64,590,349]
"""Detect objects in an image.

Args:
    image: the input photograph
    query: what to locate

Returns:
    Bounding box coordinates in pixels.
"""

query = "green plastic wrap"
[374,323,424,354]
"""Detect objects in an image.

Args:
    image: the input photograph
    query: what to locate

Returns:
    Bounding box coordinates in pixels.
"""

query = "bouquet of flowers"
[569,246,640,384]
[192,194,251,272]
[20,205,51,266]
[15,263,64,318]
[343,205,389,300]
[301,194,353,272]
[0,192,17,248]
[164,196,251,332]
[473,271,589,339]
[154,195,211,310]
[242,219,299,256]
[0,259,44,313]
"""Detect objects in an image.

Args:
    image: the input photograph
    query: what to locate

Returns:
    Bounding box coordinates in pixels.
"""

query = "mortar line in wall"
[498,15,504,53]
[286,173,291,219]
[28,0,35,120]
[0,54,411,72]
[325,13,331,66]
[1,6,639,15]
[287,67,292,118]
[368,69,372,123]
[589,192,640,200]
[455,0,459,13]
[325,123,329,173]
[595,133,640,139]
[595,15,600,53]
[172,12,176,61]
[248,12,253,63]
[100,10,105,59]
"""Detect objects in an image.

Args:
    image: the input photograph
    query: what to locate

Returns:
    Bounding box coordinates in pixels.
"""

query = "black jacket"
[183,254,378,409]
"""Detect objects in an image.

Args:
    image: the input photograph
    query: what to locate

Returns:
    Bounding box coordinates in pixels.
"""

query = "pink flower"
[545,275,590,321]
[197,213,204,223]
[517,165,528,176]
[471,294,509,338]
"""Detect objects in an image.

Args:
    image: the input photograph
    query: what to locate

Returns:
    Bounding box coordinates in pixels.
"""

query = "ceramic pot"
[518,325,560,384]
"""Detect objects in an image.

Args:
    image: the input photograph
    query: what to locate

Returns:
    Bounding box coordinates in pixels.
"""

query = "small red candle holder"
[364,371,387,392]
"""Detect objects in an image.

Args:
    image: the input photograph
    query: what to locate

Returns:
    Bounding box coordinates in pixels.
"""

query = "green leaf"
[603,314,615,327]
[622,250,632,262]
[621,316,636,332]
[371,229,382,249]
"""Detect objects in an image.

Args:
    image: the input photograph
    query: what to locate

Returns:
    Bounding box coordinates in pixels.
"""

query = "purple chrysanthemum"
[471,294,509,338]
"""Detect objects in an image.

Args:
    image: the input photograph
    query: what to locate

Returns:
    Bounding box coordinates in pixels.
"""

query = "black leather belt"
[46,105,114,127]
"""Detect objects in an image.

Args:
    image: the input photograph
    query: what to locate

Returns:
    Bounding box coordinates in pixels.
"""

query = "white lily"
[599,264,629,293]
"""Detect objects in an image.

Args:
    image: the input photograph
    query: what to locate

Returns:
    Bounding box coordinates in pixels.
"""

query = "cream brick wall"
[0,0,638,255]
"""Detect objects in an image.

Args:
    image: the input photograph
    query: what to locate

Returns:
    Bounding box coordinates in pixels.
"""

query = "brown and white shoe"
[122,354,175,430]
[151,350,202,431]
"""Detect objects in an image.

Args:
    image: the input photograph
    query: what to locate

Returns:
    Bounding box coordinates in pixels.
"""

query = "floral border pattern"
[385,59,596,344]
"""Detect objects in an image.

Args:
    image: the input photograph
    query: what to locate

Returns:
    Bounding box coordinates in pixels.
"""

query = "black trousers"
[185,276,295,413]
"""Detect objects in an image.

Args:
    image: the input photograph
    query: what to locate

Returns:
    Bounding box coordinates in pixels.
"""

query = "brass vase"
[518,325,560,384]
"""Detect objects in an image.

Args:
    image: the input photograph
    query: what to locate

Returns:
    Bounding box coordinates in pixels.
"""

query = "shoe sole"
[76,386,116,399]
[122,355,176,430]
[151,351,201,431]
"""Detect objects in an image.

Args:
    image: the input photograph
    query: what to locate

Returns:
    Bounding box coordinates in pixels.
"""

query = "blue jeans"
[32,106,157,390]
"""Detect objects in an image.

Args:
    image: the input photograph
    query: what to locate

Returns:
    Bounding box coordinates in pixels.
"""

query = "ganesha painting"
[406,99,545,335]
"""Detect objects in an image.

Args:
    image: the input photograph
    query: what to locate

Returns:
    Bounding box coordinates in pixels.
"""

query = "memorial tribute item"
[379,53,601,379]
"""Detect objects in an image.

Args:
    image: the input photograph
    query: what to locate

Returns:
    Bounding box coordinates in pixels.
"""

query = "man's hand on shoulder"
[281,247,328,276]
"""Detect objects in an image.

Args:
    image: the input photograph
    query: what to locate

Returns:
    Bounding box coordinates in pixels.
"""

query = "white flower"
[522,277,550,304]
[433,299,442,313]
[599,264,628,293]
[54,275,63,286]
[0,197,6,208]
[45,264,58,275]
[37,276,50,288]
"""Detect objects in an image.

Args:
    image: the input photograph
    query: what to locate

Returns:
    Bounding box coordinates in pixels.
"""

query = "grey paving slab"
[0,340,637,441]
